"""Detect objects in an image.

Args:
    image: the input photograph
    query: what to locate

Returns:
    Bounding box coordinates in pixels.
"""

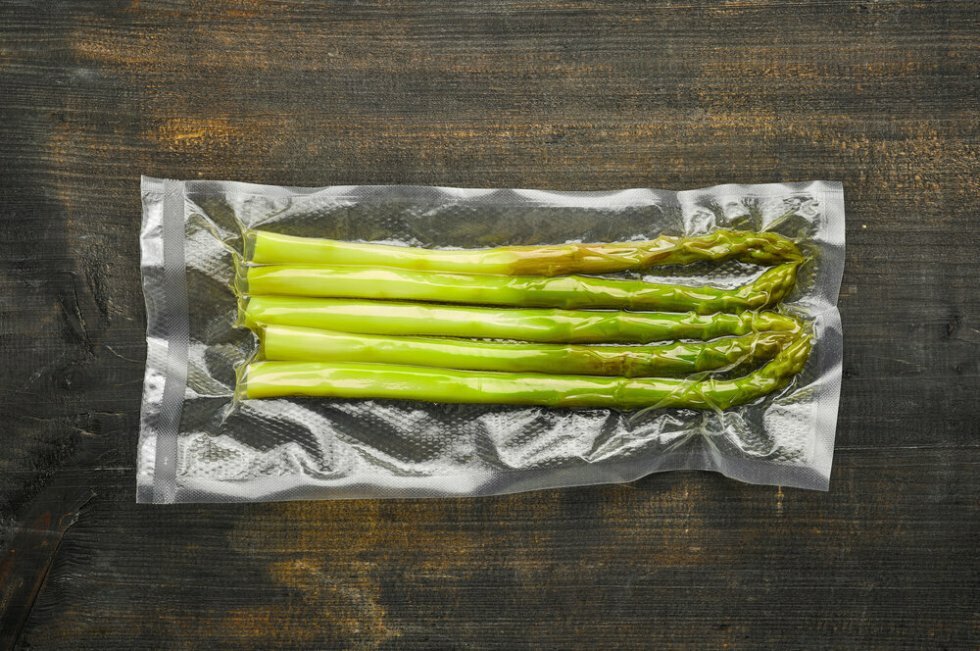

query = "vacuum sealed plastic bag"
[138,178,844,503]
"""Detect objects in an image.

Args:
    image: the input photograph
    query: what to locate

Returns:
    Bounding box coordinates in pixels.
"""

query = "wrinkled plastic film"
[138,179,844,503]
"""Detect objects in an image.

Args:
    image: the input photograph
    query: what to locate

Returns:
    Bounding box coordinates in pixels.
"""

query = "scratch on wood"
[0,490,95,648]
[58,274,93,352]
[151,117,243,146]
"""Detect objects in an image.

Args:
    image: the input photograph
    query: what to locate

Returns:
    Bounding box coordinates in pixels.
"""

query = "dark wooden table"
[2,2,977,649]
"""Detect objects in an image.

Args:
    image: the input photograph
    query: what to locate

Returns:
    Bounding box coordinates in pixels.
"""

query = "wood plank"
[9,449,979,649]
[1,0,977,648]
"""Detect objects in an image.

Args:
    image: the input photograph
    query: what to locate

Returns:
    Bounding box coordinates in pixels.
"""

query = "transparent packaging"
[138,178,844,503]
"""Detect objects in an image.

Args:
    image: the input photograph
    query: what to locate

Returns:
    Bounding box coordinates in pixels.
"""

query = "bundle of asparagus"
[235,229,811,410]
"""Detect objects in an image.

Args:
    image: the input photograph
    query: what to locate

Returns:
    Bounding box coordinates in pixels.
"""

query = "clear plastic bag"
[138,178,844,503]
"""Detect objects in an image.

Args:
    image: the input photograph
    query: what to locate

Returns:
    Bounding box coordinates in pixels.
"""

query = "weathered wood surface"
[1,1,977,648]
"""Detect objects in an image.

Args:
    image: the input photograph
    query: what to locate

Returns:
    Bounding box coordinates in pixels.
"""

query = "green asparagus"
[238,262,798,313]
[247,228,803,274]
[260,324,796,377]
[240,333,812,409]
[240,296,802,344]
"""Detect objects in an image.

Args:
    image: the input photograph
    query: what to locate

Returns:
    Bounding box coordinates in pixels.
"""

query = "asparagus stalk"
[260,324,796,377]
[240,296,802,344]
[239,333,812,410]
[247,229,803,274]
[238,262,798,313]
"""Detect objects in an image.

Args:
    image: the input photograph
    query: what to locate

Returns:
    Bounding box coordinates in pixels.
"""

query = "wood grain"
[1,1,977,649]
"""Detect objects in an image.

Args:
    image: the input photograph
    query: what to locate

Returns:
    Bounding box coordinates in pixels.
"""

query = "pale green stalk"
[260,324,796,377]
[240,296,802,344]
[247,228,803,274]
[238,263,798,313]
[240,334,813,410]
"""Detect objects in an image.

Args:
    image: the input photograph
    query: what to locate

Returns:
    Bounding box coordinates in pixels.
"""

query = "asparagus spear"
[260,324,796,377]
[240,296,802,344]
[239,333,812,410]
[247,229,803,274]
[238,262,798,313]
